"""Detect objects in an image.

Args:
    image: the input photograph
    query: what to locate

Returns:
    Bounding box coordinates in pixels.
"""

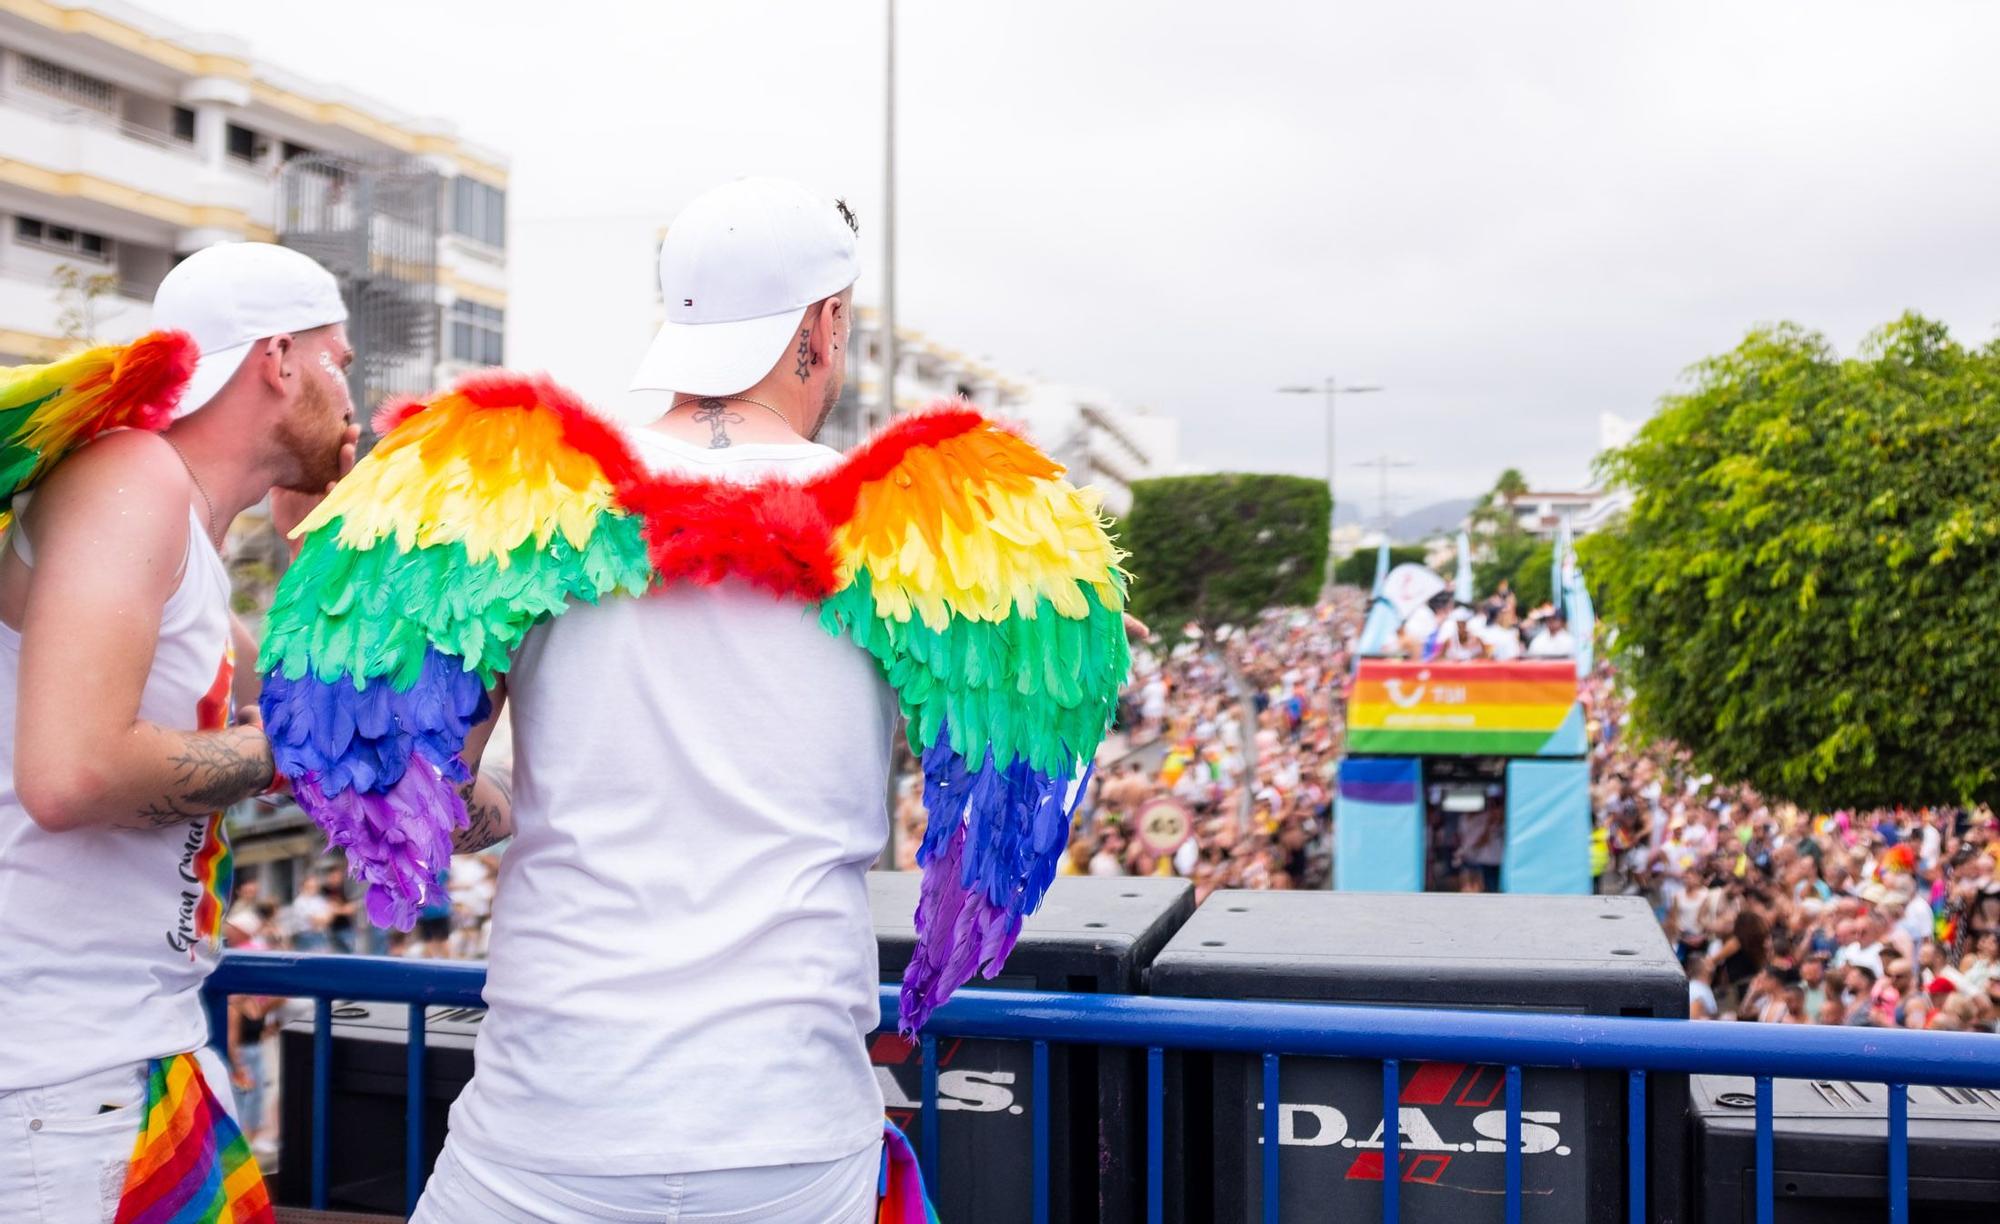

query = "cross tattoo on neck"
[691,398,744,449]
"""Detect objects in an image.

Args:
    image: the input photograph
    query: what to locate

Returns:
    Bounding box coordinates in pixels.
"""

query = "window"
[447,301,504,366]
[14,215,114,263]
[281,141,315,164]
[225,123,262,163]
[19,55,117,114]
[450,177,505,248]
[172,106,196,143]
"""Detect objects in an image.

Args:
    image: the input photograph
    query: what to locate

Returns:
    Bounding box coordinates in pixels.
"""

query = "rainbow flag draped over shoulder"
[261,376,1130,1032]
[0,331,196,531]
[115,1053,273,1224]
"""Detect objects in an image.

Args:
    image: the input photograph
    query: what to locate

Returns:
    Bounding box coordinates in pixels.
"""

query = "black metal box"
[1688,1074,2000,1222]
[870,870,1195,1224]
[1149,890,1688,1223]
[277,1000,482,1213]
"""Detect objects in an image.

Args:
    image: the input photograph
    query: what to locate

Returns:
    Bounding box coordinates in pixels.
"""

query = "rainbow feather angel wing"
[816,406,1131,1033]
[259,373,654,927]
[0,330,196,531]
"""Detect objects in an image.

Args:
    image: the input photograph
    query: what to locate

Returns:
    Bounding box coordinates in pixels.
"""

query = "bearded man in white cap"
[0,242,356,1222]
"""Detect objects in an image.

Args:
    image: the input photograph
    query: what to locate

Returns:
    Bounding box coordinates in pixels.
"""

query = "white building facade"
[0,0,507,386]
[829,308,1179,514]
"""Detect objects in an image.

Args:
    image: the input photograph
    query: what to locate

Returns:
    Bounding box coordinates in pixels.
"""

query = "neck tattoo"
[690,399,744,449]
[680,395,792,450]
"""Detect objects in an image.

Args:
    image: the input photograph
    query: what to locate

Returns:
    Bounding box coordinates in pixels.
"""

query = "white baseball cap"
[629,177,860,396]
[153,242,349,418]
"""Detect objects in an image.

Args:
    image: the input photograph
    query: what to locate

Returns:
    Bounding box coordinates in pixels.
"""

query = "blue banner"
[1335,757,1424,892]
[1502,758,1591,895]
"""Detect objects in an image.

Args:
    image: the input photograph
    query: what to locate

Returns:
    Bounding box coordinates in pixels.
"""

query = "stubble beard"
[274,375,345,492]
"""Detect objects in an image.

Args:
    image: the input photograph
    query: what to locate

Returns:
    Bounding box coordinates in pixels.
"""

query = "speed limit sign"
[1136,797,1192,855]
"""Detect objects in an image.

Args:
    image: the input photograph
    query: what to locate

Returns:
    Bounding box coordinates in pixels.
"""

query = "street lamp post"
[880,0,897,432]
[1277,377,1382,514]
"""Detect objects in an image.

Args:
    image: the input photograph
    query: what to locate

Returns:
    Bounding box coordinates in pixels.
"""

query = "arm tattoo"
[794,325,812,382]
[691,398,743,450]
[453,771,514,854]
[115,728,275,830]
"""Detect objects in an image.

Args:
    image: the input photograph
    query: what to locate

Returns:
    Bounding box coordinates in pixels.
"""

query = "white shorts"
[412,1133,881,1224]
[0,1047,237,1224]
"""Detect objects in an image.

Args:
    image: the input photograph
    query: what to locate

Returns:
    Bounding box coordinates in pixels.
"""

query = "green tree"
[1331,544,1427,589]
[1124,473,1331,629]
[1483,536,1554,609]
[1467,467,1529,535]
[1589,314,2000,810]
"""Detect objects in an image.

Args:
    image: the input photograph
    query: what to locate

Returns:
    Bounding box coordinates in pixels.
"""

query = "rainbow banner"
[1347,660,1585,757]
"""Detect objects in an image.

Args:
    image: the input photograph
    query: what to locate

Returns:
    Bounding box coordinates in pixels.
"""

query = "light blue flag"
[1356,595,1402,656]
[1565,558,1595,678]
[1550,519,1571,617]
[1454,529,1474,604]
[1353,538,1401,657]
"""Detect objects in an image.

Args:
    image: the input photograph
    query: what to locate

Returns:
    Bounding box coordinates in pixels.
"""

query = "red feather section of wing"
[92,330,197,435]
[617,473,839,600]
[809,402,986,523]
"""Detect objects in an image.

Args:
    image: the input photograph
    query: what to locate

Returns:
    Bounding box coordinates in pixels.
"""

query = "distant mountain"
[1334,496,1479,541]
[1390,497,1480,542]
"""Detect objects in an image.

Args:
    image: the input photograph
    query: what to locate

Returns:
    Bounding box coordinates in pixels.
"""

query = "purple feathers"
[296,767,465,929]
[262,647,489,930]
[900,720,1077,1033]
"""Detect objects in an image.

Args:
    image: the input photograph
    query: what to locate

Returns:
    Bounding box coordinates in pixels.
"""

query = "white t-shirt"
[446,430,897,1175]
[1527,628,1575,658]
[0,507,235,1090]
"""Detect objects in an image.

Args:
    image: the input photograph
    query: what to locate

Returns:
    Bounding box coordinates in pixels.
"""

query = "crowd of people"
[1030,584,2000,1035]
[1583,661,2000,1030]
[246,585,2000,1041]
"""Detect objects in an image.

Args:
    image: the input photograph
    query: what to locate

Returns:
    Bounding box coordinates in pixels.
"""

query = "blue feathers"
[262,646,490,797]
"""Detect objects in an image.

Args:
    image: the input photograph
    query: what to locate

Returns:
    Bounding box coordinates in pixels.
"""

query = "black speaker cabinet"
[871,871,1196,1224]
[1689,1074,2000,1222]
[1150,890,1689,1223]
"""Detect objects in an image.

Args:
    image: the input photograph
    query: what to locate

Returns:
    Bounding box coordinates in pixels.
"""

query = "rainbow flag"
[189,813,232,948]
[115,1053,272,1224]
[1347,660,1583,756]
[878,1121,941,1223]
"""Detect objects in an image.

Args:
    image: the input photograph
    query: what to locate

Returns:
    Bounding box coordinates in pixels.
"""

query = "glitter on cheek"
[317,351,341,382]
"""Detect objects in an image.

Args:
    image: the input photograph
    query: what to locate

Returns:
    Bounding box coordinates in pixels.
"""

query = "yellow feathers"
[834,421,1127,630]
[295,392,617,565]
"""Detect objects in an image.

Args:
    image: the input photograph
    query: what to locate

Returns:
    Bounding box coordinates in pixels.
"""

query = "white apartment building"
[1502,489,1622,538]
[830,307,1179,513]
[0,0,507,391]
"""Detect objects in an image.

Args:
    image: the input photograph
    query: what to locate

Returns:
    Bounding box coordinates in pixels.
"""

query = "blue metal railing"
[208,951,2000,1223]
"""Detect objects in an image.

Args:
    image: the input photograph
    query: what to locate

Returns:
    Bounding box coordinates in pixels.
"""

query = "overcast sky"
[171,0,2000,512]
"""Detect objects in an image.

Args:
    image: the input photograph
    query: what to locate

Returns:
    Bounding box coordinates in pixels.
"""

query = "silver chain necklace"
[160,436,219,544]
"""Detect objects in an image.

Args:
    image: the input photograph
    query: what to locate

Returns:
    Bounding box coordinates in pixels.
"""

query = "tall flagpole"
[879,0,902,869]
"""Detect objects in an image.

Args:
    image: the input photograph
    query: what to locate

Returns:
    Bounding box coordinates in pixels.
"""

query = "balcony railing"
[205,951,2000,1223]
[0,82,198,157]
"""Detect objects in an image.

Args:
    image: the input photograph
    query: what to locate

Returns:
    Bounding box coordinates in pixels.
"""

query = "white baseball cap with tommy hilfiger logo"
[629,177,860,398]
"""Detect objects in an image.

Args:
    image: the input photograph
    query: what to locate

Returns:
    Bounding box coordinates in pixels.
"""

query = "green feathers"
[265,513,654,690]
[820,569,1130,777]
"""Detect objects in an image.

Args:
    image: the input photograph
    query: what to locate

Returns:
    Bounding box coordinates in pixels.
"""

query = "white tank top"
[0,498,236,1090]
[447,431,897,1174]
